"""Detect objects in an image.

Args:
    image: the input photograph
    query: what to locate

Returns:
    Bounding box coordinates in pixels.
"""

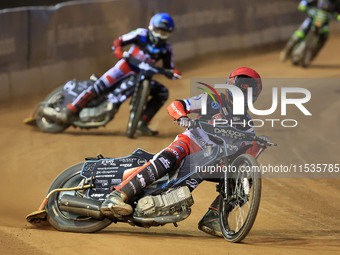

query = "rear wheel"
[36,87,69,133]
[219,154,261,243]
[45,162,112,233]
[126,80,150,138]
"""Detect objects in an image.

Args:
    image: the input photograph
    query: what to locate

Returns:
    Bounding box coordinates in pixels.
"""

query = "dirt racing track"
[1,33,340,255]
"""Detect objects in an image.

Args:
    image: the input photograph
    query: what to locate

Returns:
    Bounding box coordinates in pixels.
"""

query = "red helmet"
[226,67,262,107]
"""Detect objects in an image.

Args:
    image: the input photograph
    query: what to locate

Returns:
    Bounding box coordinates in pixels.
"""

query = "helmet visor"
[151,27,171,40]
[227,76,259,107]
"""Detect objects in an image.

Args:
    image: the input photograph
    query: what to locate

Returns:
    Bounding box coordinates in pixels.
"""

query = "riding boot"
[41,88,97,124]
[136,119,159,136]
[59,79,106,122]
[198,196,223,237]
[100,151,176,218]
[100,190,133,218]
[42,105,76,124]
[68,88,98,113]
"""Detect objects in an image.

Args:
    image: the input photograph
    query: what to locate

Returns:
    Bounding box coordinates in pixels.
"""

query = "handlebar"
[122,51,181,80]
[306,7,336,20]
[181,118,277,147]
[252,135,277,147]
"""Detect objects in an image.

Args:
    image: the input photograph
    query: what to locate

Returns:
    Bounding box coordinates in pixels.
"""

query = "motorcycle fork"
[129,73,145,109]
[223,169,228,199]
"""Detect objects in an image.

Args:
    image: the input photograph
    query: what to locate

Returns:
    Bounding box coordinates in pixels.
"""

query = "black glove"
[165,69,182,80]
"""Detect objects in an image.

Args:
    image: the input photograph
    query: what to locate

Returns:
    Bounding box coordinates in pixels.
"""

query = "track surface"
[1,33,340,255]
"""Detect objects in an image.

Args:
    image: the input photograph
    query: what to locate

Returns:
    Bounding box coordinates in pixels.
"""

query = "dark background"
[0,0,71,9]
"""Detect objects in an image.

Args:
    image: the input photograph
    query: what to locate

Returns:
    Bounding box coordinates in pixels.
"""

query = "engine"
[136,186,194,217]
[79,101,115,123]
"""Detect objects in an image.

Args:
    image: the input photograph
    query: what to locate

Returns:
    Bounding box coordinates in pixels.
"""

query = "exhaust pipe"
[59,194,105,220]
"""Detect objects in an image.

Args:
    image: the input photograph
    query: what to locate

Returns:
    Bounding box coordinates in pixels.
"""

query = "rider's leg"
[100,151,177,217]
[57,60,134,122]
[280,17,312,61]
[137,81,169,136]
[105,75,137,112]
[100,132,203,217]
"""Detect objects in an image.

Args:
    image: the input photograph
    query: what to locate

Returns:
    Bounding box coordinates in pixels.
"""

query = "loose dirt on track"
[1,33,340,255]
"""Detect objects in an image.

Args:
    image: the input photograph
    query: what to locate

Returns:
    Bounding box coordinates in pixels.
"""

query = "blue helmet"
[148,13,174,47]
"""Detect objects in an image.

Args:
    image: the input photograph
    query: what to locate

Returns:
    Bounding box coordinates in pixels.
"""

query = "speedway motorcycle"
[26,119,276,243]
[280,7,336,67]
[24,54,180,138]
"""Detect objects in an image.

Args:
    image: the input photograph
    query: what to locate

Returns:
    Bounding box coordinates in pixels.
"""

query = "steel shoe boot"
[198,209,223,238]
[100,191,133,218]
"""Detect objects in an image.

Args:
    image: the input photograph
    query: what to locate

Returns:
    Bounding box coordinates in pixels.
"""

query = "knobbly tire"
[219,154,261,243]
[36,86,69,133]
[291,41,304,66]
[126,80,151,138]
[45,162,112,233]
[302,48,313,68]
[301,33,316,68]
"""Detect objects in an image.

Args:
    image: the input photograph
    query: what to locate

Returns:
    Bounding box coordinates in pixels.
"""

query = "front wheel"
[301,30,319,68]
[301,48,313,68]
[45,162,112,233]
[126,80,150,138]
[219,154,261,243]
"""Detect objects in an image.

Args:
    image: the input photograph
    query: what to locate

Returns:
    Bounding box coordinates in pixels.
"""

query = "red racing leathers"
[114,92,265,205]
[67,28,177,123]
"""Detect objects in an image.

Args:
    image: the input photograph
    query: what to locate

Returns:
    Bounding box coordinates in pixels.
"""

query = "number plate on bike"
[81,149,153,200]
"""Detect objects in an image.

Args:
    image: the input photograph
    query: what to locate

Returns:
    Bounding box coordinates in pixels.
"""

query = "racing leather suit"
[67,28,175,122]
[114,92,264,205]
[296,0,340,38]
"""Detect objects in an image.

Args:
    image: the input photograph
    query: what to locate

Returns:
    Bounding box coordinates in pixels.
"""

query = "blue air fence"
[0,0,303,101]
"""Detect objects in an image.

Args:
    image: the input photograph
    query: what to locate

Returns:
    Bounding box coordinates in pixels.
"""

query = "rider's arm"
[112,28,146,59]
[167,93,209,120]
[162,44,182,79]
[167,100,189,120]
[162,44,175,69]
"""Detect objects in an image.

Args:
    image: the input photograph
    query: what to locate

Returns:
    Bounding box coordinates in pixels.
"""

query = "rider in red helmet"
[100,67,267,237]
[226,67,262,106]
